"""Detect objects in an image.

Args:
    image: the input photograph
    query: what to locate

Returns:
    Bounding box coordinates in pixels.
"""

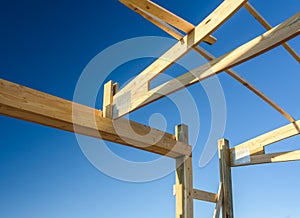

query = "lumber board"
[213,183,223,218]
[231,150,300,167]
[192,189,217,203]
[0,79,191,158]
[123,2,295,124]
[244,2,300,63]
[113,0,247,118]
[121,12,300,114]
[175,124,193,218]
[119,0,217,44]
[231,120,300,156]
[218,139,234,218]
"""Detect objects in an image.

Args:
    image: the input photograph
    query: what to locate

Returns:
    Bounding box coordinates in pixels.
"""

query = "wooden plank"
[192,189,217,203]
[213,183,223,218]
[218,139,234,218]
[113,0,247,118]
[175,124,193,218]
[231,120,300,156]
[232,150,300,167]
[244,2,300,63]
[122,2,295,124]
[120,0,194,32]
[122,12,300,114]
[103,80,114,118]
[193,46,295,123]
[119,0,217,45]
[0,79,192,158]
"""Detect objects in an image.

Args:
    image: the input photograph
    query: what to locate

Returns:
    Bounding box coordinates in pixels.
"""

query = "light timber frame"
[0,0,299,217]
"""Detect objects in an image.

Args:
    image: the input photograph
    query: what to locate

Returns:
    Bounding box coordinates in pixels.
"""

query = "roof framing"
[113,0,248,118]
[112,11,300,118]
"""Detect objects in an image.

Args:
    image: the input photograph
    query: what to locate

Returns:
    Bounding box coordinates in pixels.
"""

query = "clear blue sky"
[1,0,300,217]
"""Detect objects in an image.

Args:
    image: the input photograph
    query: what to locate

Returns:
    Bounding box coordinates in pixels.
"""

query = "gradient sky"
[1,0,300,217]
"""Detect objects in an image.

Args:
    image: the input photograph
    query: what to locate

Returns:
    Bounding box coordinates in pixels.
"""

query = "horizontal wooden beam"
[244,2,300,63]
[231,120,300,156]
[192,189,217,203]
[121,12,300,114]
[113,0,247,118]
[0,79,191,158]
[231,150,300,167]
[119,0,217,44]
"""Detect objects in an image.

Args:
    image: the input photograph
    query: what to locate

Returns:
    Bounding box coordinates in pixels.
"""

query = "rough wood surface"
[0,79,191,158]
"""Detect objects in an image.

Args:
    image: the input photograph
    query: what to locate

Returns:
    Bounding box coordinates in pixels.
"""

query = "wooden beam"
[192,189,217,203]
[244,2,300,63]
[122,2,295,124]
[232,150,300,167]
[213,183,223,218]
[119,0,217,44]
[113,0,248,118]
[103,80,114,118]
[193,46,295,123]
[218,139,234,218]
[231,120,300,156]
[175,124,193,218]
[0,79,191,158]
[120,12,300,114]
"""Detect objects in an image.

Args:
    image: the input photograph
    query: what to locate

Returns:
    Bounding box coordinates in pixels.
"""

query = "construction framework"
[0,0,299,217]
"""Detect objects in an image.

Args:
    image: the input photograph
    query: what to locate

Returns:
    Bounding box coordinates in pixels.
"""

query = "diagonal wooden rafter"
[113,12,300,117]
[119,0,217,44]
[0,79,191,158]
[119,0,295,123]
[113,0,248,118]
[244,2,300,63]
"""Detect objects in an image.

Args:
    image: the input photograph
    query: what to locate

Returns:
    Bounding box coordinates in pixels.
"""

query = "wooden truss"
[0,0,299,218]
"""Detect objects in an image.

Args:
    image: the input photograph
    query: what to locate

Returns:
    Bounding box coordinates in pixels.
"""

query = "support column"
[218,138,234,218]
[102,80,118,118]
[175,124,193,218]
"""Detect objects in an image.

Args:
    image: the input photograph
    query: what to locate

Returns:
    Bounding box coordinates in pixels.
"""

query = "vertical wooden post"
[103,80,118,118]
[218,138,234,218]
[175,124,193,218]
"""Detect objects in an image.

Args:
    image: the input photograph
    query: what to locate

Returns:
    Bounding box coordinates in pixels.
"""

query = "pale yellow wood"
[103,80,114,118]
[121,3,294,124]
[113,0,248,118]
[124,12,300,114]
[119,0,217,45]
[0,79,191,158]
[175,124,193,218]
[213,183,223,218]
[244,2,300,63]
[192,189,217,203]
[232,150,300,167]
[231,120,300,156]
[218,139,234,218]
[120,0,193,32]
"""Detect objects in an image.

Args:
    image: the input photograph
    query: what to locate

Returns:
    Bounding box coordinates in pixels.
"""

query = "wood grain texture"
[244,2,300,63]
[232,150,300,167]
[218,139,234,218]
[113,0,248,118]
[175,124,193,218]
[192,189,217,203]
[119,0,217,44]
[115,12,300,116]
[231,120,300,156]
[0,79,191,158]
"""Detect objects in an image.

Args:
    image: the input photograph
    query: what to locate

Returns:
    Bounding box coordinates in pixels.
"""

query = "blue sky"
[1,0,300,217]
